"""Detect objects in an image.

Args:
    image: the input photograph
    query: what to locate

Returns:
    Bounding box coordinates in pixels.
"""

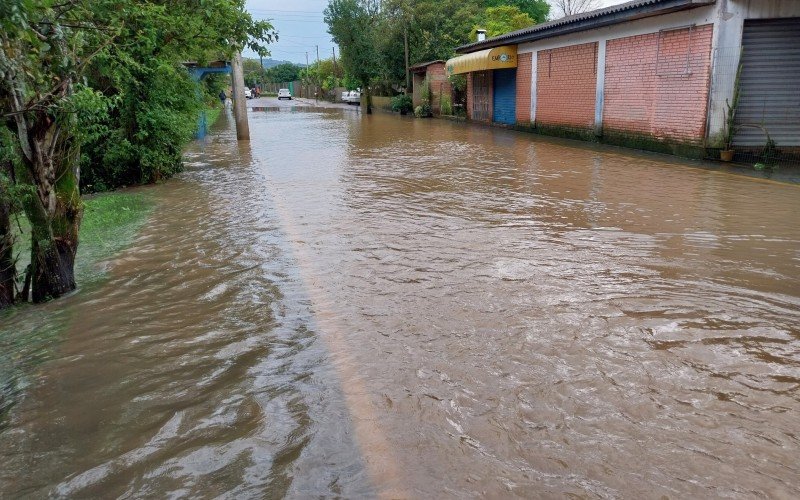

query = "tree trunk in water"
[0,158,15,308]
[365,86,373,115]
[30,233,77,303]
[0,190,14,308]
[2,15,83,303]
[25,164,82,303]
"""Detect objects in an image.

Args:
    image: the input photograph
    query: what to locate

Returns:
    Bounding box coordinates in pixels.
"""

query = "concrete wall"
[536,42,598,130]
[604,24,713,143]
[412,72,425,108]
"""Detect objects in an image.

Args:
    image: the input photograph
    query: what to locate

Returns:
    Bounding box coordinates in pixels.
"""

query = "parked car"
[278,88,292,100]
[343,90,361,105]
[244,88,252,99]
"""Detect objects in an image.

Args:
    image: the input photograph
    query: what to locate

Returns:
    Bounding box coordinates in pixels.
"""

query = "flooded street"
[1,106,799,497]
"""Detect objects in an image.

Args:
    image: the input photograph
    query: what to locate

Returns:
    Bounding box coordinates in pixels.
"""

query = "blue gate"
[492,69,517,125]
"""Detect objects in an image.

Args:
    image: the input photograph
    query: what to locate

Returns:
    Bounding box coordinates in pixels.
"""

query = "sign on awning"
[446,46,518,75]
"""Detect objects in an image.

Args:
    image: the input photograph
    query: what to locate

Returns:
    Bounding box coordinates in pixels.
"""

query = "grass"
[205,104,222,129]
[13,191,154,284]
[76,191,154,281]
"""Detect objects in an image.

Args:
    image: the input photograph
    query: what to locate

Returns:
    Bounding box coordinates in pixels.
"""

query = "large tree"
[325,0,382,113]
[474,6,536,38]
[264,62,304,84]
[0,0,275,304]
[551,0,601,18]
[484,0,549,24]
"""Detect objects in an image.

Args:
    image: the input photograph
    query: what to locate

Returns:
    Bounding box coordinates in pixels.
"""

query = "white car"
[278,88,292,100]
[244,88,252,99]
[343,90,361,105]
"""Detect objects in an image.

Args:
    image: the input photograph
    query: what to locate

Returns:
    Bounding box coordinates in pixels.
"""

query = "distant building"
[447,0,800,155]
[410,60,451,115]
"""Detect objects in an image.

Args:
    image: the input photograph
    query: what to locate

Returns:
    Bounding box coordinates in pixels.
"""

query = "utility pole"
[231,52,250,140]
[332,47,337,75]
[316,45,321,103]
[404,26,410,94]
[305,52,310,99]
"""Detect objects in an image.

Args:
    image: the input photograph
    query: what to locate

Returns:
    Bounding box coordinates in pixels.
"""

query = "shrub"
[420,78,432,105]
[414,103,432,118]
[391,94,413,114]
[440,94,452,115]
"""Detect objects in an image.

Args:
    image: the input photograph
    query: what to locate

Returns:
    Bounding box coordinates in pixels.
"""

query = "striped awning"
[446,46,518,75]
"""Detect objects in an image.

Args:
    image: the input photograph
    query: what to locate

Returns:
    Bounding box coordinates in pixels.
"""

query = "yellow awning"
[446,46,518,75]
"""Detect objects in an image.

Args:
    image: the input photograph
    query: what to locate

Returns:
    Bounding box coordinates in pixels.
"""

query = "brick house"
[446,0,800,154]
[410,60,452,115]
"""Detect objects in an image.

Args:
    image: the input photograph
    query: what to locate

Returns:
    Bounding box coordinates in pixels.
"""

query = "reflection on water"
[1,108,799,497]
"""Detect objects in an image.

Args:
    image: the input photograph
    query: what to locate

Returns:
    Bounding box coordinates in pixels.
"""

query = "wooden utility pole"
[231,52,250,140]
[404,26,410,93]
[316,45,321,101]
[305,52,310,98]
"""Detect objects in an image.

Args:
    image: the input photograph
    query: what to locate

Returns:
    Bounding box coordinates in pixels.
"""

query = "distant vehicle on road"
[343,90,361,105]
[278,88,292,100]
[244,88,252,99]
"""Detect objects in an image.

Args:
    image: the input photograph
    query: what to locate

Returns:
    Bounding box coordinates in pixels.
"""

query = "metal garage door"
[733,18,800,147]
[492,69,517,125]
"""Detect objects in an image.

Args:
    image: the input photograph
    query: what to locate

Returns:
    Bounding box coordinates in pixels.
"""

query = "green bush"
[414,103,432,118]
[391,94,413,114]
[440,94,452,115]
[420,78,432,105]
[80,62,201,192]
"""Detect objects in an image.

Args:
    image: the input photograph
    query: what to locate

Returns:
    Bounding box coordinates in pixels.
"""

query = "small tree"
[551,0,601,18]
[473,6,536,38]
[325,0,381,113]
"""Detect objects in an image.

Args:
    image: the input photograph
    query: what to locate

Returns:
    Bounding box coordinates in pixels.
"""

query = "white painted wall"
[708,0,800,143]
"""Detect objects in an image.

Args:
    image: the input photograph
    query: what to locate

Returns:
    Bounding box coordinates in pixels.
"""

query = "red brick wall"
[536,42,597,129]
[427,63,452,115]
[516,53,532,123]
[603,24,713,142]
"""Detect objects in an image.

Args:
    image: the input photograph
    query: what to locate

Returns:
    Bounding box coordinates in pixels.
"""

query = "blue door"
[492,69,517,125]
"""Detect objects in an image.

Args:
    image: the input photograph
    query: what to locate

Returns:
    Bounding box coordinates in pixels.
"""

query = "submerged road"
[1,107,799,497]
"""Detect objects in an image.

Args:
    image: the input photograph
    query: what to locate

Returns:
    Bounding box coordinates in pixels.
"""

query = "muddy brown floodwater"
[1,107,799,498]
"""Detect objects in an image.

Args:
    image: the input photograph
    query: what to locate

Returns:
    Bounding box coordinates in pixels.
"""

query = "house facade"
[446,0,800,155]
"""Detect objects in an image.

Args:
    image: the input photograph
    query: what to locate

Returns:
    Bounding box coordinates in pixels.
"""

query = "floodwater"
[1,106,799,498]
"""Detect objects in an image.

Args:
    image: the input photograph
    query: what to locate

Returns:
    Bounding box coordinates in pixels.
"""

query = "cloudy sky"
[244,0,630,65]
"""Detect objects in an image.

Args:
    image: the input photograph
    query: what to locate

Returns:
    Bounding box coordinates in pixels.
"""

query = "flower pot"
[720,149,735,162]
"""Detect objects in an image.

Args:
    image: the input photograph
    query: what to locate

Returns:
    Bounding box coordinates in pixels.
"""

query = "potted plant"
[720,98,737,161]
[720,60,742,162]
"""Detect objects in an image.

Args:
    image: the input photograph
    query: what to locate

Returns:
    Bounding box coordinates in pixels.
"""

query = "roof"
[409,60,446,72]
[456,0,715,53]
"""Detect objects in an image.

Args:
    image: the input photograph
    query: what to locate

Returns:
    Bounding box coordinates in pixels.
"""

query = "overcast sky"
[244,0,630,65]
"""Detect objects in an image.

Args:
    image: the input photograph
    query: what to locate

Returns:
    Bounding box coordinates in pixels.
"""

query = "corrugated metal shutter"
[734,18,800,147]
[492,69,517,125]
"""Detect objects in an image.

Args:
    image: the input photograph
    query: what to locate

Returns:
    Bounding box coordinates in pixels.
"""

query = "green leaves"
[474,5,536,39]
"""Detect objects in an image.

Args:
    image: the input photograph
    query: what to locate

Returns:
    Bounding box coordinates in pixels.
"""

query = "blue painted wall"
[492,69,517,125]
